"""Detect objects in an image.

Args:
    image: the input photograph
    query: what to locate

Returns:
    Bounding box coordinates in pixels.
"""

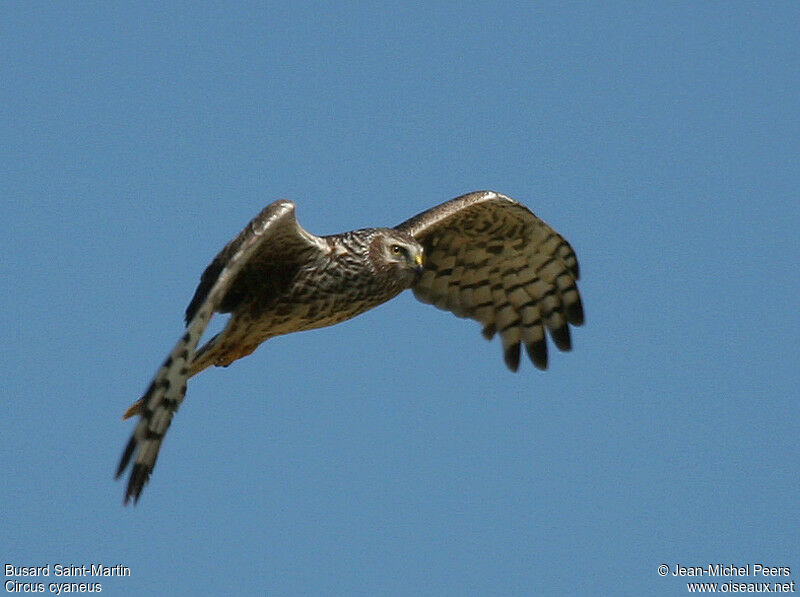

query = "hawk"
[116,191,584,504]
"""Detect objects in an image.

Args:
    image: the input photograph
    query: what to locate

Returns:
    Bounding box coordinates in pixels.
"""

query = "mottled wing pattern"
[116,200,325,504]
[396,191,583,371]
[185,201,328,323]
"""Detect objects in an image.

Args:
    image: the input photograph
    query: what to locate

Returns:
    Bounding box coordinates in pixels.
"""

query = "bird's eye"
[390,244,403,255]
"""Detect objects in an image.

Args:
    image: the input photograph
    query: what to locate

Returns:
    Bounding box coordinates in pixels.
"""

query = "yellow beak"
[414,252,424,274]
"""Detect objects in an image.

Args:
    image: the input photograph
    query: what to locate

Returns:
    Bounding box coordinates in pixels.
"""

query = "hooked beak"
[414,252,424,275]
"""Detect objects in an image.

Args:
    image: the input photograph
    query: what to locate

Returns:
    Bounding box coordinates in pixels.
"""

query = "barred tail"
[116,305,215,504]
[119,334,220,422]
[116,200,301,504]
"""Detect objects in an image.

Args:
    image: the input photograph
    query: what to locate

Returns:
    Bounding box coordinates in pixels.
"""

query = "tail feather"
[116,307,213,505]
[117,200,299,504]
[122,398,144,421]
[119,333,220,422]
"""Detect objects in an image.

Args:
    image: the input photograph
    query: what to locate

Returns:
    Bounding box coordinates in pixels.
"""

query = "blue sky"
[2,3,798,595]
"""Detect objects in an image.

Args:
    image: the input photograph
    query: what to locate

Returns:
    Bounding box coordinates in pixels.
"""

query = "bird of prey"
[116,191,584,504]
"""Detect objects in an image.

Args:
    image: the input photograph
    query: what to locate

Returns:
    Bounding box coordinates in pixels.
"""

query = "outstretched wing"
[396,191,583,371]
[116,200,326,504]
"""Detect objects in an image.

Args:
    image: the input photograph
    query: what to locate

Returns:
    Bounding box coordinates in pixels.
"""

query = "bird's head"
[370,229,424,286]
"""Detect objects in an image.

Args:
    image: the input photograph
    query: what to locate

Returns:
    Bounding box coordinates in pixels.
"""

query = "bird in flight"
[116,191,584,504]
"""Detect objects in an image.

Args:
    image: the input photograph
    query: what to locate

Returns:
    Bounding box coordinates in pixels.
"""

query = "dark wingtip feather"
[116,435,137,479]
[566,296,585,326]
[550,325,572,352]
[125,464,150,506]
[482,323,496,340]
[504,343,521,372]
[525,340,548,370]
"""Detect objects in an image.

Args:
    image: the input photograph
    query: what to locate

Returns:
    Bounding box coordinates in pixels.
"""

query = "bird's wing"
[395,191,583,371]
[184,200,328,323]
[117,200,326,504]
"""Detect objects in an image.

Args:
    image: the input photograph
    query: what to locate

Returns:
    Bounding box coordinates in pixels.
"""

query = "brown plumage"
[117,191,583,504]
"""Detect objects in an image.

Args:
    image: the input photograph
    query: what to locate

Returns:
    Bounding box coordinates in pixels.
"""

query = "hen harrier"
[117,191,584,503]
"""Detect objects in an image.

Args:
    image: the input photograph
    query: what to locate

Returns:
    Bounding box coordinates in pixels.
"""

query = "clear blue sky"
[2,3,798,595]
